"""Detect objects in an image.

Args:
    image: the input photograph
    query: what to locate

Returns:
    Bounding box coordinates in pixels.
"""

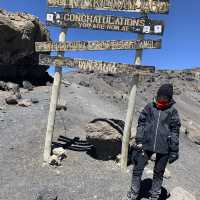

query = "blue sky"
[0,0,200,72]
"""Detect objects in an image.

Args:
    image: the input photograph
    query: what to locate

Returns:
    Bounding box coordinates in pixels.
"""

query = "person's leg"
[126,151,153,200]
[149,153,169,200]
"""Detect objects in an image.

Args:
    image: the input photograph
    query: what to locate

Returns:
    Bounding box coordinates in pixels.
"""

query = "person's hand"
[169,152,179,164]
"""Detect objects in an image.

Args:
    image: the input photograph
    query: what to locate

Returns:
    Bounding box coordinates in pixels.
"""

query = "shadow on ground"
[52,118,134,162]
[138,179,169,200]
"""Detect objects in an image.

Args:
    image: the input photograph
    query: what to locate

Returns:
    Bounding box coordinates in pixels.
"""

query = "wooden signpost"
[39,0,170,170]
[46,12,164,35]
[39,54,155,74]
[47,0,170,14]
[35,39,161,52]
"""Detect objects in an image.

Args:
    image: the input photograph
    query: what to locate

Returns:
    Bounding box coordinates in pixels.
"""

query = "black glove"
[168,152,179,164]
[131,144,144,164]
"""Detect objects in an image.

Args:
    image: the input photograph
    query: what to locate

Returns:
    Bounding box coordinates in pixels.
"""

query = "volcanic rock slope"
[0,70,199,200]
[0,9,52,85]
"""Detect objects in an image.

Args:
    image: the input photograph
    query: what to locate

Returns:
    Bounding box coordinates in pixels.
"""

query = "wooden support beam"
[121,34,144,171]
[43,31,66,163]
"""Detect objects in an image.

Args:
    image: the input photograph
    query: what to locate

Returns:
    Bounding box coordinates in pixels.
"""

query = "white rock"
[163,168,171,179]
[18,99,32,107]
[169,187,196,200]
[144,166,171,179]
[52,147,67,157]
[48,155,61,166]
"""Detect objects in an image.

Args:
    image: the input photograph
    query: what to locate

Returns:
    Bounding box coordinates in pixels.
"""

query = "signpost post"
[121,34,144,171]
[43,30,66,163]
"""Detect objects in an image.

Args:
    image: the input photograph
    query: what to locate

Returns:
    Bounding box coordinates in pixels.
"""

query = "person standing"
[126,83,181,200]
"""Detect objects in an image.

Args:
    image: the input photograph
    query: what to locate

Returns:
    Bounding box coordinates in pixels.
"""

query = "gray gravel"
[0,72,199,200]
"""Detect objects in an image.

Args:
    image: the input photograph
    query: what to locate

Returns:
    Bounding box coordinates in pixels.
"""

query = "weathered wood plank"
[46,12,164,35]
[39,54,155,74]
[35,40,161,52]
[47,0,170,14]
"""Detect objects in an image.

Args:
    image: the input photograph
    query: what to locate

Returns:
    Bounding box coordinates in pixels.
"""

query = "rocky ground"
[0,70,200,200]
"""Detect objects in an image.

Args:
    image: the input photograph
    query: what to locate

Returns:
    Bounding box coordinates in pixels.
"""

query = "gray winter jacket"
[135,100,181,154]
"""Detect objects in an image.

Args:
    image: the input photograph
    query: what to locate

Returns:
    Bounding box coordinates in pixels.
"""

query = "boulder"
[48,155,61,166]
[85,118,125,160]
[0,81,19,94]
[18,99,32,107]
[169,187,196,200]
[31,98,39,104]
[56,99,67,111]
[22,80,34,90]
[5,95,18,105]
[0,9,53,85]
[52,147,67,158]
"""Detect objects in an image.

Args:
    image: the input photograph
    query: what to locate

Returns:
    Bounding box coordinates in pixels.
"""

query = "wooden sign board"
[46,12,164,35]
[35,39,161,52]
[39,54,155,74]
[48,0,169,14]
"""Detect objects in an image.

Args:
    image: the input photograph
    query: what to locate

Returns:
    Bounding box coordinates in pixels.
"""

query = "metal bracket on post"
[121,31,144,171]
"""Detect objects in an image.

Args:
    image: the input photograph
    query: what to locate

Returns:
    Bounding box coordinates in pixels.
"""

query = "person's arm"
[135,104,150,145]
[168,108,181,163]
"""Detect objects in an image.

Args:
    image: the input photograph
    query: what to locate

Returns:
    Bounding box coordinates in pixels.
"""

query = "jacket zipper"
[154,110,161,151]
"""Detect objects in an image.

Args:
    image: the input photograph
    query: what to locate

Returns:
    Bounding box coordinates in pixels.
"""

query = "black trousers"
[130,150,169,198]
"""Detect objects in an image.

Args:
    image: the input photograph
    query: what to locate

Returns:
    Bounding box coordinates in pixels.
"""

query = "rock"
[56,104,67,111]
[36,188,58,200]
[85,118,124,160]
[164,168,171,179]
[5,96,18,105]
[169,187,196,200]
[56,99,67,111]
[188,131,200,145]
[0,81,7,90]
[174,87,182,95]
[61,80,71,87]
[79,80,90,87]
[15,92,22,100]
[31,98,39,104]
[144,165,171,179]
[48,155,61,166]
[0,118,4,122]
[150,153,156,161]
[22,81,34,90]
[184,121,200,145]
[180,126,188,135]
[52,147,67,158]
[6,82,20,94]
[46,81,52,86]
[18,99,32,107]
[0,9,53,85]
[0,81,19,94]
